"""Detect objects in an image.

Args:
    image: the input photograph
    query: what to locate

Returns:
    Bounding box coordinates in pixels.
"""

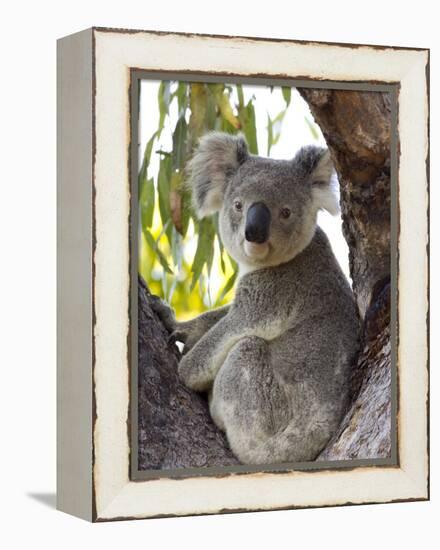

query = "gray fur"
[153,132,360,464]
[187,132,249,218]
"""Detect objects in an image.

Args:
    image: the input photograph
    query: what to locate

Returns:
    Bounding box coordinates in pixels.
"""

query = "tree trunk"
[138,88,392,470]
[138,276,239,469]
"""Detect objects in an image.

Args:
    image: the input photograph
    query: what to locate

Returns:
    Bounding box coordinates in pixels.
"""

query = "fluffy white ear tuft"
[187,132,249,218]
[310,150,339,215]
[312,180,340,216]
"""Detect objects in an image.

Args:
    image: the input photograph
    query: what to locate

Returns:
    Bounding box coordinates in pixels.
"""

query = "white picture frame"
[57,27,429,522]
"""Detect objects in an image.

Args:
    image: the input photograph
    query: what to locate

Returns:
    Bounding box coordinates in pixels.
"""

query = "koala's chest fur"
[232,232,331,331]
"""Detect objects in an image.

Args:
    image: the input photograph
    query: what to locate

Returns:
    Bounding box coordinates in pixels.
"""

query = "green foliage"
[138,82,315,318]
[266,86,292,156]
[304,115,320,140]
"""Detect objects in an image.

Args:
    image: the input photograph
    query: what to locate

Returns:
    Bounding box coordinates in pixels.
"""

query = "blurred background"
[138,81,350,319]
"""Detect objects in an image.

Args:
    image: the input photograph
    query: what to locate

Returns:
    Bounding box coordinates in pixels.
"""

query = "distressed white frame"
[58,27,429,522]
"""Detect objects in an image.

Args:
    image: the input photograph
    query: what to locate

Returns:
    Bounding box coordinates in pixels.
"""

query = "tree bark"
[138,88,392,469]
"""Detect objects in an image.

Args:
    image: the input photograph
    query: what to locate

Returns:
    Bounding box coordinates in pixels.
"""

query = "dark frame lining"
[128,70,399,482]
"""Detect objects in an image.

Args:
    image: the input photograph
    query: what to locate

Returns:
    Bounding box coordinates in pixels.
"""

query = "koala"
[152,132,360,465]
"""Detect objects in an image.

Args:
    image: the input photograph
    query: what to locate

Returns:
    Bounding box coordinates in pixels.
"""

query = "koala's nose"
[245,202,271,244]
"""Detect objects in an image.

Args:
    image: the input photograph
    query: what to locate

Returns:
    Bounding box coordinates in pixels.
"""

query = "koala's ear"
[310,149,339,215]
[294,146,339,215]
[187,132,249,218]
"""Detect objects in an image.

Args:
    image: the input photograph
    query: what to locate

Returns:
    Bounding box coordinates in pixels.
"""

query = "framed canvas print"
[57,27,429,522]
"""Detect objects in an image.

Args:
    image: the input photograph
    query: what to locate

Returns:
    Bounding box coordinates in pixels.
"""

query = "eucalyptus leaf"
[304,115,320,140]
[190,218,215,291]
[157,156,173,244]
[180,187,192,238]
[219,246,226,274]
[267,113,273,155]
[217,269,238,304]
[139,131,157,181]
[172,117,188,170]
[176,82,188,118]
[157,81,171,137]
[238,100,258,154]
[218,92,240,129]
[282,86,292,107]
[189,83,208,145]
[169,225,184,279]
[267,109,287,154]
[205,86,218,129]
[169,171,184,234]
[139,177,155,229]
[236,84,244,108]
[143,228,173,274]
[213,214,226,274]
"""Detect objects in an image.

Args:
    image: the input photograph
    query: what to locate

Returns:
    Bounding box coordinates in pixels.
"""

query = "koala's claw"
[166,328,196,357]
[167,329,192,357]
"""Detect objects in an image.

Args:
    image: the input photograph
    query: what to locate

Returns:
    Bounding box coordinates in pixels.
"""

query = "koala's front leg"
[176,305,230,353]
[178,315,244,392]
[149,295,178,333]
[150,296,229,352]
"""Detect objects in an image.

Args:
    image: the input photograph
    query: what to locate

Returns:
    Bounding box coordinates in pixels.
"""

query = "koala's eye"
[280,207,291,219]
[234,200,243,212]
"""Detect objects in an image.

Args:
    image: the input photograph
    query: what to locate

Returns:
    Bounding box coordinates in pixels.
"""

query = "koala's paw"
[169,327,188,344]
[149,295,176,334]
[170,327,197,356]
